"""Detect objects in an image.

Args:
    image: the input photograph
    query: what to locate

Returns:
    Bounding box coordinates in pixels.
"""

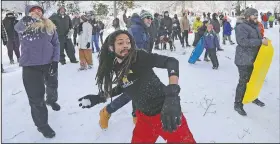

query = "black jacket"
[49,13,72,36]
[2,16,18,39]
[111,50,179,116]
[160,16,172,34]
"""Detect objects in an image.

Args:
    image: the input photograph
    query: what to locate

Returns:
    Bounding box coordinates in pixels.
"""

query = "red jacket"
[261,14,268,22]
[257,21,264,38]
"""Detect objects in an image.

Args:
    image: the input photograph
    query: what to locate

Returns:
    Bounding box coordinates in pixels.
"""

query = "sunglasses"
[145,16,153,20]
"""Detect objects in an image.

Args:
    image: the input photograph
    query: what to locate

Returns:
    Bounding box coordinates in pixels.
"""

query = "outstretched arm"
[137,50,179,79]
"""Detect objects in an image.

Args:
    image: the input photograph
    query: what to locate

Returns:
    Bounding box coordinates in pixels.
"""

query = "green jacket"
[269,15,275,22]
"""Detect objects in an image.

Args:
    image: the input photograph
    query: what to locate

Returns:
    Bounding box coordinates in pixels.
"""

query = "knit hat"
[30,6,44,14]
[81,15,88,22]
[244,8,258,18]
[140,10,153,19]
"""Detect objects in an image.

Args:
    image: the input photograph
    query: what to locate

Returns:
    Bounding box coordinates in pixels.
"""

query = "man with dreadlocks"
[78,30,195,143]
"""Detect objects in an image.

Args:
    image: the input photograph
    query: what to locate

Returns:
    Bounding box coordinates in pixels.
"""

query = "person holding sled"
[2,11,20,64]
[14,5,60,138]
[78,30,196,143]
[234,8,268,116]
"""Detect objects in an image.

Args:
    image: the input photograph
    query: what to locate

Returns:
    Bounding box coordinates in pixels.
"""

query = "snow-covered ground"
[1,19,279,143]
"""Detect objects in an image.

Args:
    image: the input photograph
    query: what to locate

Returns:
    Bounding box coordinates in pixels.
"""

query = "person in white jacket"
[78,15,93,70]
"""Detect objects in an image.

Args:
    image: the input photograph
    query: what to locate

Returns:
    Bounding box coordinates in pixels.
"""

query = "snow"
[1,16,280,143]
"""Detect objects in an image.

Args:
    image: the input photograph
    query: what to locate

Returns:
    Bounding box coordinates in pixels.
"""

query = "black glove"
[86,42,90,48]
[78,91,107,108]
[161,84,182,133]
[22,16,35,26]
[49,61,58,75]
[3,41,7,46]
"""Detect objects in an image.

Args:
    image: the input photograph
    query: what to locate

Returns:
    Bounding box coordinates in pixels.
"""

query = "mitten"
[86,42,90,48]
[49,61,58,76]
[3,41,7,46]
[161,84,182,132]
[78,91,106,109]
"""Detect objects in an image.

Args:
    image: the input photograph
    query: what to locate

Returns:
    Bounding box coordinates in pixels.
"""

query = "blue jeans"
[106,93,136,117]
[92,33,100,53]
[262,21,268,29]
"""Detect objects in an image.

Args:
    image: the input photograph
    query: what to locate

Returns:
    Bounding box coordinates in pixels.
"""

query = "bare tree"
[204,1,217,12]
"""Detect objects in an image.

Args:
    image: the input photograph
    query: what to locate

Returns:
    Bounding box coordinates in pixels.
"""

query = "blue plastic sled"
[188,37,204,64]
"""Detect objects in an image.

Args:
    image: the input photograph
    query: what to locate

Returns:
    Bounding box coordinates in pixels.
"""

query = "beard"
[249,18,258,25]
[115,49,130,59]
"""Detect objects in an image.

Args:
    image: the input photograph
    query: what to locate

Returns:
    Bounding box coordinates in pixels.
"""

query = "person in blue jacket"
[203,24,220,69]
[223,18,235,45]
[128,10,153,53]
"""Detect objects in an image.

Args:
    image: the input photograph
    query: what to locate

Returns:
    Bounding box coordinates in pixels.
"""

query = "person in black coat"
[171,14,183,46]
[2,12,20,64]
[1,22,8,72]
[49,7,78,65]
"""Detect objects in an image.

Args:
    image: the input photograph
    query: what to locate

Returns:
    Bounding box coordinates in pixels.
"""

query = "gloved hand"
[86,42,90,48]
[161,84,182,133]
[78,91,106,108]
[22,16,35,26]
[49,61,58,76]
[3,41,7,46]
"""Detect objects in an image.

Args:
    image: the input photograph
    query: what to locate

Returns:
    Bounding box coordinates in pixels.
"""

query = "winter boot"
[60,61,66,65]
[133,116,137,124]
[252,99,265,107]
[234,102,247,116]
[37,125,56,138]
[212,66,218,70]
[46,102,61,111]
[10,59,14,64]
[204,57,210,62]
[230,41,235,45]
[217,48,224,51]
[88,65,93,69]
[70,60,79,63]
[99,107,111,129]
[186,43,191,47]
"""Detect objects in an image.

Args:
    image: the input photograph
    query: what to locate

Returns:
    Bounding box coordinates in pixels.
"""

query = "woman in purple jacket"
[14,5,60,138]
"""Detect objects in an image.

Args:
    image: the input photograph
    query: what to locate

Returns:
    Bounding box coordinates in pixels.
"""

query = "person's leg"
[65,39,78,62]
[177,31,183,46]
[234,65,253,116]
[100,32,104,45]
[44,64,60,111]
[58,37,66,64]
[85,49,93,69]
[94,33,100,52]
[160,113,196,143]
[99,93,132,129]
[91,35,95,53]
[14,38,21,61]
[131,110,159,143]
[6,39,14,63]
[185,30,190,46]
[23,66,55,138]
[73,28,78,45]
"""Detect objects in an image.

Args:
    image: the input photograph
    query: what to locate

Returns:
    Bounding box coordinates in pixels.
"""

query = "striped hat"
[140,10,153,19]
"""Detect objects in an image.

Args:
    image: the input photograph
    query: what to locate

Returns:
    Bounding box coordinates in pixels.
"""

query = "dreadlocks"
[96,30,137,99]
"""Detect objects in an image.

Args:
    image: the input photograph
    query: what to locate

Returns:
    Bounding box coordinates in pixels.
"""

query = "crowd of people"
[1,4,279,143]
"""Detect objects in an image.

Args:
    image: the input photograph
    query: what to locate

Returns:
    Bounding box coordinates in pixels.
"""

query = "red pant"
[131,110,196,143]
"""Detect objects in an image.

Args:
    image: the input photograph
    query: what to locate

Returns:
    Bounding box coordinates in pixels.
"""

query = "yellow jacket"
[193,20,203,33]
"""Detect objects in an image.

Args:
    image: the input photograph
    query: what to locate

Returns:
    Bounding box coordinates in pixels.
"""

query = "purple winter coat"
[14,5,60,67]
[223,21,232,36]
[203,31,220,49]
